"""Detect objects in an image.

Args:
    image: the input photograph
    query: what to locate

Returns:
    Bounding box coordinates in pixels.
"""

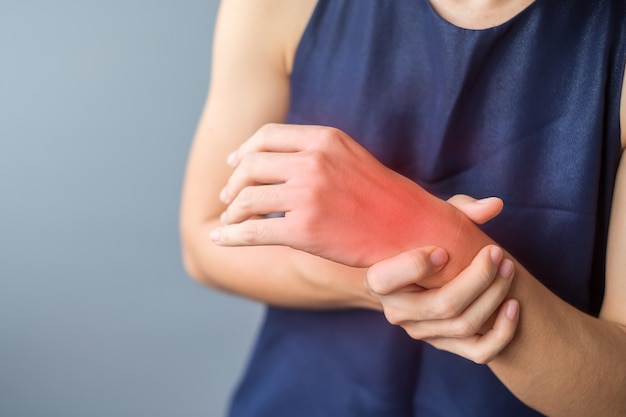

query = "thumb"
[446,194,504,224]
[366,246,448,295]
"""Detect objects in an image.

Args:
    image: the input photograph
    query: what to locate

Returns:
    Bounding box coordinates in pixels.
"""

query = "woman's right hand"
[365,195,518,363]
[365,194,517,363]
[366,244,519,364]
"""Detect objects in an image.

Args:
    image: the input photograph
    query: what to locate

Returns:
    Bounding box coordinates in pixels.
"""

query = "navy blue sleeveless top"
[229,1,625,416]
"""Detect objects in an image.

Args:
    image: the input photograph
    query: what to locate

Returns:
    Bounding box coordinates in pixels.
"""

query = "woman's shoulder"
[214,0,317,76]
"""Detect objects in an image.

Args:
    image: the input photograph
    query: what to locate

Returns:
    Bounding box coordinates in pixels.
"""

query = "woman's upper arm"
[180,0,311,236]
[599,71,626,325]
[601,150,626,325]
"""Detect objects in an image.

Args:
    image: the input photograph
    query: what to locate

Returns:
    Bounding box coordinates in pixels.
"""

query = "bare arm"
[367,189,626,416]
[477,73,626,417]
[477,149,625,416]
[179,0,377,309]
[365,133,626,416]
[213,93,626,416]
[186,2,626,412]
[363,153,626,415]
[181,6,501,310]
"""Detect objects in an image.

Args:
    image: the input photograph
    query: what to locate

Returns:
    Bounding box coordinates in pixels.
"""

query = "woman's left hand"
[211,123,492,271]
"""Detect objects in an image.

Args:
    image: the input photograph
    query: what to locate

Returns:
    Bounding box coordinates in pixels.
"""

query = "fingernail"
[477,196,496,204]
[209,228,221,244]
[227,151,237,167]
[220,212,227,224]
[505,300,519,320]
[499,259,514,280]
[429,248,448,267]
[489,246,503,264]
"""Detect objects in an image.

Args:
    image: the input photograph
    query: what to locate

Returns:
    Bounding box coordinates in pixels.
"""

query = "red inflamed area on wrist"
[361,190,494,289]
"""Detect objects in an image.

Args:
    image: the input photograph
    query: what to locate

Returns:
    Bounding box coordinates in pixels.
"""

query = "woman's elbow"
[180,240,222,290]
[181,247,202,280]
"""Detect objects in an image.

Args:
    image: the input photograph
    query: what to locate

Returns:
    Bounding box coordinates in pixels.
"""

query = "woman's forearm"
[182,218,379,310]
[489,265,626,417]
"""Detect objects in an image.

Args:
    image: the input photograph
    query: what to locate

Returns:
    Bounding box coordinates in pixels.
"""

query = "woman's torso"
[229,1,625,416]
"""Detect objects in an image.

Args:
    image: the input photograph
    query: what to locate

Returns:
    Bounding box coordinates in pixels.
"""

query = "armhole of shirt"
[287,0,324,77]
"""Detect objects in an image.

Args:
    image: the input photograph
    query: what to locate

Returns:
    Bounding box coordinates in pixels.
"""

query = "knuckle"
[493,322,517,347]
[239,152,259,174]
[453,317,479,338]
[235,187,254,212]
[471,349,496,365]
[239,222,260,245]
[224,173,241,199]
[232,220,268,246]
[257,123,277,140]
[316,126,341,148]
[432,294,461,319]
[219,221,266,247]
[476,267,496,288]
[248,123,278,153]
[407,252,429,279]
[404,325,427,341]
[475,248,499,285]
[301,150,327,174]
[383,308,404,326]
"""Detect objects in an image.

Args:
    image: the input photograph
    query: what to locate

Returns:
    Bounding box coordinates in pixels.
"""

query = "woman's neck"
[428,0,536,30]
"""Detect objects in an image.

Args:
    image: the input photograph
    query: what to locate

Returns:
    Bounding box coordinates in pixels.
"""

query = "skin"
[216,124,494,273]
[179,0,626,415]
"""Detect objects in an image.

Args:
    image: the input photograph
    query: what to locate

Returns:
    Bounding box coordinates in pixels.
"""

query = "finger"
[366,247,448,295]
[447,194,503,224]
[388,246,503,322]
[221,152,293,204]
[210,217,291,247]
[426,299,520,364]
[229,124,332,166]
[222,184,288,225]
[402,258,514,339]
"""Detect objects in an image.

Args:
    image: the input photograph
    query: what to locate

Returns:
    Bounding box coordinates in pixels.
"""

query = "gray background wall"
[0,1,263,416]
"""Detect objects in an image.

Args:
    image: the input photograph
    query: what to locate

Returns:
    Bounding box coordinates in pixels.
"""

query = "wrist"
[400,197,494,287]
[288,250,381,310]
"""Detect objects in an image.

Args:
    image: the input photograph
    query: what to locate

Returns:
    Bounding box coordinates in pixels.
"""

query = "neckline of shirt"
[425,0,539,32]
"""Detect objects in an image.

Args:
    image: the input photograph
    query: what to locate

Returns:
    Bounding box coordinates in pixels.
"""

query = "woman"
[180,1,626,415]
